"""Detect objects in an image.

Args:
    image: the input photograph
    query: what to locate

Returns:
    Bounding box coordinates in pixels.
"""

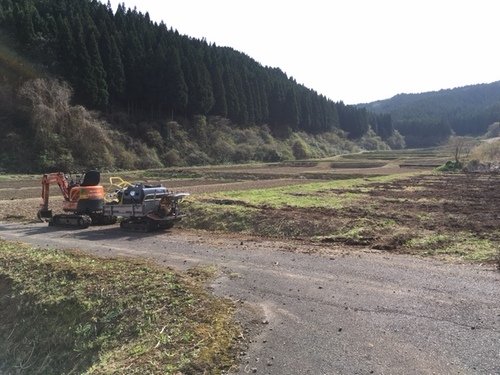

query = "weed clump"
[436,160,463,172]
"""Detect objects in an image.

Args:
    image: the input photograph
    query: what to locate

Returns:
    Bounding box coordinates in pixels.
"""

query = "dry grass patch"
[0,240,243,374]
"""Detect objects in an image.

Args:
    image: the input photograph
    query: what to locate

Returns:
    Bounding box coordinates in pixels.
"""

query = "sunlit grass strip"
[0,240,241,374]
[404,233,499,262]
[194,173,421,209]
[183,202,256,233]
[405,234,452,250]
[434,237,499,261]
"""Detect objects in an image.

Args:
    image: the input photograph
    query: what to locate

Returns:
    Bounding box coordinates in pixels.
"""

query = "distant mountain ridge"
[361,81,500,112]
[359,81,500,143]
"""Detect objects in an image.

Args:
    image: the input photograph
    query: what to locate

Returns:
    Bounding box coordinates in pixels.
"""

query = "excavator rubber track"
[49,214,92,229]
[119,216,179,232]
[91,214,117,226]
[119,217,160,232]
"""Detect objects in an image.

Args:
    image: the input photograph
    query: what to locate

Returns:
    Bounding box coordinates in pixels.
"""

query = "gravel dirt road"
[1,222,499,374]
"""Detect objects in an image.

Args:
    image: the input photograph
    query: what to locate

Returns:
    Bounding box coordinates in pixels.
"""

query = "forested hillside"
[0,0,405,172]
[2,0,368,134]
[360,82,500,147]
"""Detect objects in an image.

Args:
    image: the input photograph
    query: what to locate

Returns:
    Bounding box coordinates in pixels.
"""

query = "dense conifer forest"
[0,0,497,172]
[2,0,368,133]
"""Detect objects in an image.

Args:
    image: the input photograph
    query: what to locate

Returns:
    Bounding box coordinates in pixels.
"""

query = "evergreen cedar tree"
[2,0,499,147]
[0,0,385,140]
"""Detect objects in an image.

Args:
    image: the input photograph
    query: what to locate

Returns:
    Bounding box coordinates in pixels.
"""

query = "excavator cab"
[81,170,100,186]
[64,171,105,214]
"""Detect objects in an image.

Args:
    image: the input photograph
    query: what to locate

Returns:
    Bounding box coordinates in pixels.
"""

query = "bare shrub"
[129,142,163,170]
[18,78,149,171]
[19,79,72,150]
[291,139,309,160]
[233,144,255,163]
[146,130,164,150]
[386,129,406,150]
[470,140,500,163]
[485,122,500,138]
[357,127,390,151]
[19,78,72,110]
[186,150,212,165]
[209,138,235,162]
[162,149,183,167]
[163,121,198,156]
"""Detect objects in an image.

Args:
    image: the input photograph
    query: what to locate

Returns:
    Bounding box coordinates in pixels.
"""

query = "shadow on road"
[70,226,173,242]
[0,222,175,242]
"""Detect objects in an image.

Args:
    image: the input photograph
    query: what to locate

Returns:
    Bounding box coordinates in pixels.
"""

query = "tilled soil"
[195,172,500,246]
[1,171,499,260]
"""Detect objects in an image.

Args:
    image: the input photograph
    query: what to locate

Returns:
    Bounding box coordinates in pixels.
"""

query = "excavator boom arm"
[39,173,70,218]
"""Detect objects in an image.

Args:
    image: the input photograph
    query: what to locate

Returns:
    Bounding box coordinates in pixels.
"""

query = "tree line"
[0,0,396,141]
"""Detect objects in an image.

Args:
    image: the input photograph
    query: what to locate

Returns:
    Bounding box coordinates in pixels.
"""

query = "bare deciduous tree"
[444,136,479,164]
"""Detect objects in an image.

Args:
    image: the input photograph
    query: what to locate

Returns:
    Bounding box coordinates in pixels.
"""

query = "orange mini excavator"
[37,170,115,228]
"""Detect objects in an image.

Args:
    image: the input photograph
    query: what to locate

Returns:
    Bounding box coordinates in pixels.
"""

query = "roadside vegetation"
[0,241,243,374]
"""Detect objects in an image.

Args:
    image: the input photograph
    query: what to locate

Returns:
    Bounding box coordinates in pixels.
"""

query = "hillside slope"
[360,81,500,144]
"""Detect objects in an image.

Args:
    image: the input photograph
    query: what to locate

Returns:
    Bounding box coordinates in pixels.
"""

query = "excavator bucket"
[37,209,53,222]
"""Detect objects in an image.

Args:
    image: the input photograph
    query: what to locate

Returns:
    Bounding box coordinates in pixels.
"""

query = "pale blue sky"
[103,0,500,104]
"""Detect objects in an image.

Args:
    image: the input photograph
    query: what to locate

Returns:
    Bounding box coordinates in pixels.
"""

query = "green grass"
[399,232,499,264]
[194,174,415,209]
[409,234,500,261]
[184,202,257,233]
[0,240,242,374]
[181,174,416,238]
[337,148,449,160]
[179,170,500,267]
[405,234,452,250]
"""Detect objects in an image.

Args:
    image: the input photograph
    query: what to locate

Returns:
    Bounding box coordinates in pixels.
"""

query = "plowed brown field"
[1,165,499,264]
